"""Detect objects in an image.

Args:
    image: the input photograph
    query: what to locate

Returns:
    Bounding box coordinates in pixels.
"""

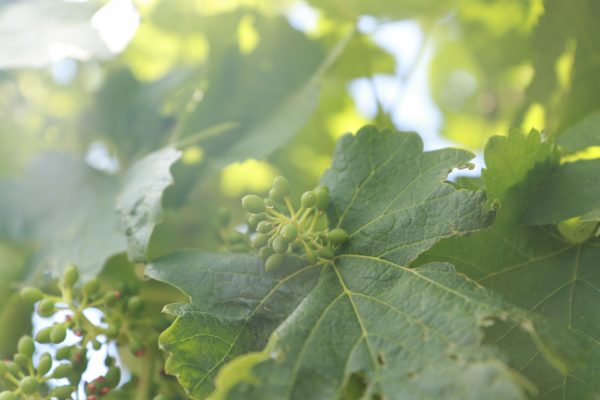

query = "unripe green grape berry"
[268,188,284,203]
[305,252,317,264]
[301,191,317,208]
[105,366,121,388]
[20,376,40,395]
[0,391,18,400]
[557,217,597,243]
[17,335,35,357]
[50,324,67,344]
[63,264,79,287]
[258,246,273,260]
[14,353,29,368]
[314,185,329,209]
[83,278,101,296]
[257,221,273,234]
[35,327,52,343]
[104,356,116,367]
[272,236,288,254]
[273,176,290,196]
[52,363,73,379]
[105,324,119,339]
[37,352,52,376]
[6,361,20,376]
[20,287,44,303]
[37,299,55,317]
[55,346,72,360]
[217,207,231,226]
[127,296,145,314]
[241,195,265,214]
[318,247,334,259]
[247,212,267,227]
[265,254,284,271]
[281,225,298,242]
[103,291,120,306]
[92,339,102,351]
[252,233,268,248]
[50,385,74,400]
[327,228,349,244]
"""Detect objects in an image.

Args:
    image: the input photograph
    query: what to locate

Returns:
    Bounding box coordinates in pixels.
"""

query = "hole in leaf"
[342,371,368,400]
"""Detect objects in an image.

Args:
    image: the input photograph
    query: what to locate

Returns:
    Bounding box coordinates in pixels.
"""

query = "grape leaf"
[146,252,321,398]
[418,130,600,399]
[558,111,600,152]
[149,127,578,399]
[116,147,182,263]
[524,159,600,225]
[0,147,180,280]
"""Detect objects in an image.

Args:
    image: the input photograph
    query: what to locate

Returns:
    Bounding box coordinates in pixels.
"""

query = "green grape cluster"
[0,264,170,399]
[241,176,349,270]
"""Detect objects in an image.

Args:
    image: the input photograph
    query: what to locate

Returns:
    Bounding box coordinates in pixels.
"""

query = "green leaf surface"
[0,0,112,69]
[146,252,321,398]
[418,130,600,399]
[116,147,182,262]
[524,159,600,225]
[0,148,180,280]
[558,112,600,152]
[148,127,580,399]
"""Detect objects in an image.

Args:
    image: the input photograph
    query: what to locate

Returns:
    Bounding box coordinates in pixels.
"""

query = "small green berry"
[281,224,298,242]
[104,356,116,367]
[52,363,73,379]
[83,278,101,296]
[37,352,52,376]
[217,207,231,226]
[50,324,67,344]
[127,296,145,315]
[20,376,40,395]
[55,346,73,360]
[268,188,284,203]
[20,287,44,303]
[50,385,74,400]
[318,247,335,259]
[241,195,265,214]
[272,236,288,254]
[265,254,284,271]
[92,339,102,351]
[273,176,290,196]
[17,335,35,357]
[314,185,329,209]
[247,212,267,227]
[14,353,29,368]
[252,233,268,248]
[301,191,317,208]
[63,264,79,287]
[6,361,20,375]
[35,327,52,343]
[105,366,121,388]
[257,221,273,233]
[103,291,120,306]
[37,299,55,317]
[0,391,18,400]
[327,228,349,244]
[105,324,120,339]
[258,246,273,260]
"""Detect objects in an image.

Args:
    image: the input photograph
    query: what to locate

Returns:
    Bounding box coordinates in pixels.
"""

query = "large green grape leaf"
[0,0,112,69]
[418,130,600,399]
[148,127,582,399]
[524,159,600,225]
[0,147,180,281]
[558,111,600,152]
[146,252,321,398]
